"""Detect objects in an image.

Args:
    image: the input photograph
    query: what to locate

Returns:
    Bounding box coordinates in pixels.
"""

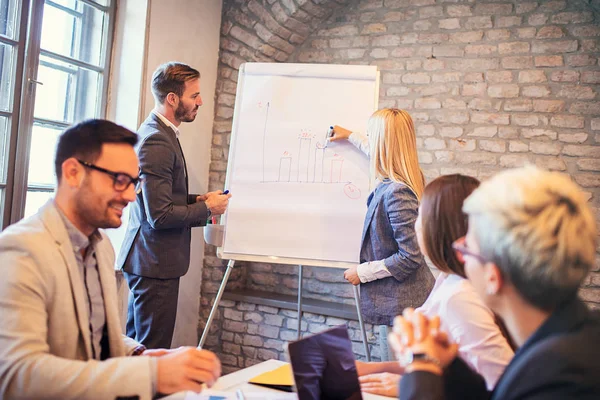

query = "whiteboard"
[218,63,379,268]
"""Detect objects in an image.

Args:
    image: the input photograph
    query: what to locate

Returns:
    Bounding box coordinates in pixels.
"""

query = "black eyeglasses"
[452,236,489,264]
[77,159,143,194]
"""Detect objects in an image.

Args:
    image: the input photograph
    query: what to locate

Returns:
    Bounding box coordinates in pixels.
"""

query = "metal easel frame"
[198,257,371,361]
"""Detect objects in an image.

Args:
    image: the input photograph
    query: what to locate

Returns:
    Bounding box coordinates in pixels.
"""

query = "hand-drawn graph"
[258,101,362,200]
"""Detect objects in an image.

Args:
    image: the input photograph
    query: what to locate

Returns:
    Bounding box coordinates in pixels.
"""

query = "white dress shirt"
[416,272,514,389]
[348,131,370,156]
[152,109,179,137]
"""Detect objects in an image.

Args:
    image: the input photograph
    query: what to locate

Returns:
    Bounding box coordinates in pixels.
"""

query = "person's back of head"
[368,108,425,200]
[419,174,480,277]
[463,166,597,311]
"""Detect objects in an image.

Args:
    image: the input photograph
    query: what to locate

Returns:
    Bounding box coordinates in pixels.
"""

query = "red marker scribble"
[344,184,361,200]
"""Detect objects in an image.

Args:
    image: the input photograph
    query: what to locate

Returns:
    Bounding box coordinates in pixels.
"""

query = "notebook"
[248,363,295,392]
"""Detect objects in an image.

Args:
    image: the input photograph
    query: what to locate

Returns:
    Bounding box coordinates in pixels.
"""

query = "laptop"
[286,325,363,400]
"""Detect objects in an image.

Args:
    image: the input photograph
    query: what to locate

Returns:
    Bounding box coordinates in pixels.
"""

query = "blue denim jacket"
[359,180,435,325]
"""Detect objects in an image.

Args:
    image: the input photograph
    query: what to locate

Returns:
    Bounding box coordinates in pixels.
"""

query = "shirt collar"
[152,109,179,137]
[54,201,102,253]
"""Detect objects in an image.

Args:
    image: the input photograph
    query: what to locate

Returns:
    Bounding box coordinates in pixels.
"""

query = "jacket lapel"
[361,182,387,245]
[39,201,93,359]
[149,113,189,193]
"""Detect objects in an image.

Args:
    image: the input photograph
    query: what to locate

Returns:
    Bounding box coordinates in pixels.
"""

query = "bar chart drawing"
[330,158,344,183]
[254,100,362,200]
[278,154,292,182]
[268,135,352,186]
[297,137,312,182]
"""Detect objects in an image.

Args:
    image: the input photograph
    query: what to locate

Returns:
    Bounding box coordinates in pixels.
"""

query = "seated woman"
[392,166,600,400]
[357,174,514,397]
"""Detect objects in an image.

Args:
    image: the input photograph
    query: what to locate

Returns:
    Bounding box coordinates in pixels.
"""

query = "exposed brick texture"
[203,0,600,371]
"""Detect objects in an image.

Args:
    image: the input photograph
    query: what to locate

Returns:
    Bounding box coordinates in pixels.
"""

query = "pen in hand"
[236,389,246,400]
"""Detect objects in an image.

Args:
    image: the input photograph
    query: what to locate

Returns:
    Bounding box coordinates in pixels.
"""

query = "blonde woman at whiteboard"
[330,108,435,362]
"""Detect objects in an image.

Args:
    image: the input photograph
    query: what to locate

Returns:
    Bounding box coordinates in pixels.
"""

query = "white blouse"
[416,272,514,389]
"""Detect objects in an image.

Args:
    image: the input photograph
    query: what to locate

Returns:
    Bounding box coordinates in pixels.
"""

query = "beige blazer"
[0,201,153,400]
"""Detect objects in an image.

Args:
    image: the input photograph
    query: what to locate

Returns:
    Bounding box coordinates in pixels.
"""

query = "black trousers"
[124,271,180,349]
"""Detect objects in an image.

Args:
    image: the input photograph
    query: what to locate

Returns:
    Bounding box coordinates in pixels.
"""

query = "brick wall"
[201,0,600,373]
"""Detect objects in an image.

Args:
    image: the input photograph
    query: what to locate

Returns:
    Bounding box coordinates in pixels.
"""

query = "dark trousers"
[124,271,180,349]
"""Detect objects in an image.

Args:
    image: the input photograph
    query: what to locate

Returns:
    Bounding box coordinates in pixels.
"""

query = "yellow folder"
[248,364,294,392]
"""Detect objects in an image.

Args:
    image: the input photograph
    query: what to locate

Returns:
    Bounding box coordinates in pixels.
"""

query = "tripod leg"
[353,285,371,361]
[198,259,235,348]
[297,264,304,340]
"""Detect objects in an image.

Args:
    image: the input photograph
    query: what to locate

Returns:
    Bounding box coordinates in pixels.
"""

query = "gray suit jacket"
[359,181,435,325]
[0,201,153,400]
[118,113,208,279]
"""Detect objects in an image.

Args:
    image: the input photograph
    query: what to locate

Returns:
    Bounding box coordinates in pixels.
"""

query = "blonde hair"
[368,108,425,200]
[463,166,597,310]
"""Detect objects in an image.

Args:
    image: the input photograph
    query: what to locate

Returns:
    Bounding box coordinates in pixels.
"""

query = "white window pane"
[41,0,108,66]
[0,0,19,39]
[0,115,8,182]
[41,3,75,58]
[24,190,54,219]
[27,124,61,186]
[0,42,15,112]
[33,54,101,123]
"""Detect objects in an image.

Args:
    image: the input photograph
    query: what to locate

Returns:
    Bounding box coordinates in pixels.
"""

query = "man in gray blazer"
[0,120,221,399]
[117,62,231,349]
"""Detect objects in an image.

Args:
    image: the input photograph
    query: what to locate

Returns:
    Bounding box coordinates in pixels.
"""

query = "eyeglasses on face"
[77,159,143,194]
[452,236,489,264]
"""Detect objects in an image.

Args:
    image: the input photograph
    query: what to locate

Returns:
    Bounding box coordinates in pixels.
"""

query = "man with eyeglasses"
[117,62,231,349]
[0,119,221,399]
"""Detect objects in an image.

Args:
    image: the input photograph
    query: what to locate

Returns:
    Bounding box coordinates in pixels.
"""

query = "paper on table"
[184,389,297,400]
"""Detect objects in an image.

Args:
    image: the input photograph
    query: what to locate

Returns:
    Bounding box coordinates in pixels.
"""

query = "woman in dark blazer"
[331,108,435,361]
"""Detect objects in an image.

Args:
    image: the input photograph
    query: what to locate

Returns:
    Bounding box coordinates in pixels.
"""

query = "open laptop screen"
[287,325,363,400]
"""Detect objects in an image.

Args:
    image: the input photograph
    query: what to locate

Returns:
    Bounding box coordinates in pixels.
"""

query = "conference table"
[165,359,394,399]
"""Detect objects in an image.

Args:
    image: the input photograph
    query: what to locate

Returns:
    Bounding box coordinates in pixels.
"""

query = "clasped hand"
[389,309,459,375]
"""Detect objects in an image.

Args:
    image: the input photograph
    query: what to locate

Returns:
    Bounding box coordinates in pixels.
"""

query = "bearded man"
[118,62,230,349]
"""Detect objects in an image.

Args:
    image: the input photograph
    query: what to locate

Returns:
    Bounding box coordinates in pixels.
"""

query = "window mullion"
[1,0,32,229]
[98,0,115,118]
[9,0,44,225]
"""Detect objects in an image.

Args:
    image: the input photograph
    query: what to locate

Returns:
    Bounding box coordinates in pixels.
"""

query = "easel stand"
[199,259,236,349]
[199,261,371,361]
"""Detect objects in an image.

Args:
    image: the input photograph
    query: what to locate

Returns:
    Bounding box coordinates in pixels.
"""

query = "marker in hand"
[325,126,334,148]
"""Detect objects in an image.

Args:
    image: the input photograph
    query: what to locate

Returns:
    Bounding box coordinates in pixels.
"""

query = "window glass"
[41,0,108,66]
[33,54,100,123]
[0,0,19,39]
[0,42,14,112]
[27,124,61,186]
[0,115,8,181]
[24,190,54,218]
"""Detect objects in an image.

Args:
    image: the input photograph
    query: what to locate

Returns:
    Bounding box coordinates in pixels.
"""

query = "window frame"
[1,0,116,229]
